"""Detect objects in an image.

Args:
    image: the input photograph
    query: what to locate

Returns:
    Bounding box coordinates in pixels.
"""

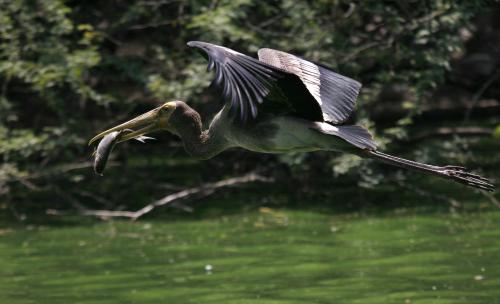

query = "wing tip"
[187,41,206,48]
[191,42,282,124]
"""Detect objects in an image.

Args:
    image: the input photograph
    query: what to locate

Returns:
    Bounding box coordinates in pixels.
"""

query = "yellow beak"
[88,103,174,146]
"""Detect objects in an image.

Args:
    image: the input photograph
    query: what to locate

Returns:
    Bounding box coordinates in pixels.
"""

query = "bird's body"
[230,118,372,154]
[89,41,494,191]
[172,102,360,159]
[228,116,336,154]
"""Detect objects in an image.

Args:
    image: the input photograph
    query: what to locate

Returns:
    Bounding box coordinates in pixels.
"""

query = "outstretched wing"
[187,41,323,123]
[258,48,362,124]
[188,41,283,122]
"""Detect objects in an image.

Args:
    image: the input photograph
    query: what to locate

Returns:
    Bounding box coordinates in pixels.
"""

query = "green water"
[1,206,499,304]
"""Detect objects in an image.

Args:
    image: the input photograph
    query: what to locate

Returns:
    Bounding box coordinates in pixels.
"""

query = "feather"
[188,41,285,123]
[258,48,362,124]
[311,123,377,150]
[188,41,327,123]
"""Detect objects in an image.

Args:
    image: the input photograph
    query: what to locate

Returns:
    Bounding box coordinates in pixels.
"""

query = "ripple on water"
[0,209,499,303]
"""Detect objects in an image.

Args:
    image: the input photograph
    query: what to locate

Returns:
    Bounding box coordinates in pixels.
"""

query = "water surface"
[1,207,499,303]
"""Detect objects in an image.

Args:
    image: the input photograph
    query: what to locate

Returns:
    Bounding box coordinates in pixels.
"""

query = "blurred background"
[1,0,498,216]
[1,1,500,303]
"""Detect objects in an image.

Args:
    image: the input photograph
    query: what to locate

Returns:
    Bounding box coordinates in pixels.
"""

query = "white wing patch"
[312,122,377,150]
[258,48,361,124]
[266,53,322,107]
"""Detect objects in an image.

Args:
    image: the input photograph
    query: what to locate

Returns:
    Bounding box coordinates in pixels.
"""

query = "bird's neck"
[174,110,227,160]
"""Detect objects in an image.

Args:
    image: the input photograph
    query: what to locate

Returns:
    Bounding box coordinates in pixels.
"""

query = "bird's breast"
[227,117,325,153]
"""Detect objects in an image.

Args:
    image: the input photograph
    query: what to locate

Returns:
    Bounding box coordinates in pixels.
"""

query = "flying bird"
[89,41,494,191]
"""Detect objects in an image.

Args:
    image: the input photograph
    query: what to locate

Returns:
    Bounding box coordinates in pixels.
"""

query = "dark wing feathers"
[188,41,283,122]
[319,66,361,122]
[188,41,362,124]
[336,125,377,150]
[258,48,361,124]
[312,124,377,150]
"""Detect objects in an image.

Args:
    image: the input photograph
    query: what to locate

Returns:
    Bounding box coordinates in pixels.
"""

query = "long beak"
[88,108,163,146]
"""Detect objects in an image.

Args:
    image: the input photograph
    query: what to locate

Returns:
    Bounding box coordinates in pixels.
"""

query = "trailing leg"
[364,150,494,192]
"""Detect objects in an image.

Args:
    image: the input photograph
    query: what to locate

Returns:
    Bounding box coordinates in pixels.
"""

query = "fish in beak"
[93,131,123,175]
[88,102,177,146]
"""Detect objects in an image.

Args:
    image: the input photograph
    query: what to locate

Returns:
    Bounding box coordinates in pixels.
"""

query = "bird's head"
[88,101,179,146]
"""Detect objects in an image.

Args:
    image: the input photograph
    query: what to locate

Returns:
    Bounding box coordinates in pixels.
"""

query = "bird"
[88,41,494,191]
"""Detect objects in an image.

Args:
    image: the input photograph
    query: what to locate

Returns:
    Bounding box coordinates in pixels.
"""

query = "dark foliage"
[0,0,498,212]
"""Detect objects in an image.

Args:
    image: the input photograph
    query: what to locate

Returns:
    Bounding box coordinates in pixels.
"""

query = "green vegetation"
[0,1,498,214]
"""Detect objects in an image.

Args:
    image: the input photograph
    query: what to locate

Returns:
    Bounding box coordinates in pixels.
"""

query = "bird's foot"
[439,165,494,192]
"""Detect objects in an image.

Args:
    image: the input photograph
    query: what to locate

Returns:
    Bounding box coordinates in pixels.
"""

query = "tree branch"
[463,69,500,122]
[397,180,461,208]
[47,172,273,220]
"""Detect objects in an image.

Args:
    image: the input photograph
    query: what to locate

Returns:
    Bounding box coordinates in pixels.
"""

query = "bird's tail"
[364,150,494,192]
